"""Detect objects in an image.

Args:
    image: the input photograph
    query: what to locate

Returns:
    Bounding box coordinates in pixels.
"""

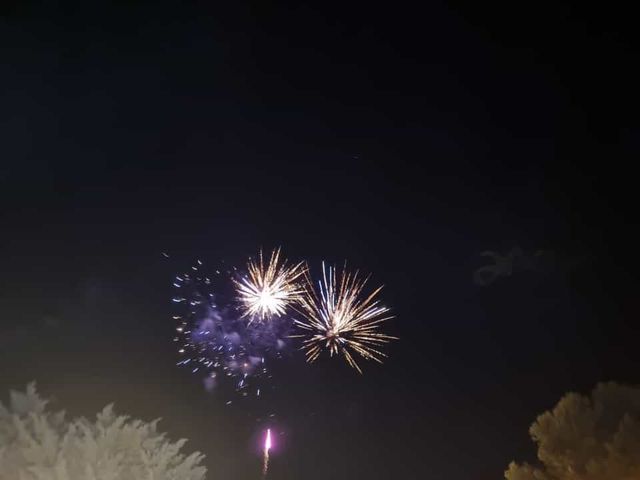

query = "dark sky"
[1,2,639,479]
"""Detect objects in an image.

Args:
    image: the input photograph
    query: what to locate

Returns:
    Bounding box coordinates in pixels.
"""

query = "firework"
[262,428,272,478]
[234,248,306,321]
[294,262,396,373]
[171,258,286,397]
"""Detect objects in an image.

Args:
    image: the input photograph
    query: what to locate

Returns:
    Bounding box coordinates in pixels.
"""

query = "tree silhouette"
[0,384,206,480]
[506,382,640,480]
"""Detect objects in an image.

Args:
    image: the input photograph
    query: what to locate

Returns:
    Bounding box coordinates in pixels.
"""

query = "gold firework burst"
[234,248,306,321]
[294,262,396,373]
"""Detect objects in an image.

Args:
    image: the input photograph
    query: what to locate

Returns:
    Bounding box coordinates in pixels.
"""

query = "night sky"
[1,2,639,479]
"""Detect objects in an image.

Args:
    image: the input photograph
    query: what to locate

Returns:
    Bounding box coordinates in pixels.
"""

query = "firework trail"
[234,248,306,322]
[294,262,396,373]
[262,428,272,478]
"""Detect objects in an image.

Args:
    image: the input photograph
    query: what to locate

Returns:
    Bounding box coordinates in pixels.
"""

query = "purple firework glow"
[172,258,294,398]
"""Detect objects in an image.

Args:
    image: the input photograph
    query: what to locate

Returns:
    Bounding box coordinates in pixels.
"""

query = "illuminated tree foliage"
[0,384,206,480]
[506,382,640,480]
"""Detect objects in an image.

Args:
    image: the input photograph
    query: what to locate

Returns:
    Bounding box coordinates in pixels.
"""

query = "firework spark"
[170,259,280,397]
[262,428,272,478]
[294,262,396,373]
[234,248,306,321]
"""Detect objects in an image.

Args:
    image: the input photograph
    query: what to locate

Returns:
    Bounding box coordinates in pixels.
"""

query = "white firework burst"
[234,248,306,321]
[294,262,396,373]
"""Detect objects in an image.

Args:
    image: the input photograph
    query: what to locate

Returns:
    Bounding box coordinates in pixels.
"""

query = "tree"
[506,382,640,480]
[0,383,206,480]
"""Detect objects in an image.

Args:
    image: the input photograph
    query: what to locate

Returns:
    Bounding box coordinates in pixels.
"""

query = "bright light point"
[265,428,272,451]
[259,290,278,311]
[262,428,272,477]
